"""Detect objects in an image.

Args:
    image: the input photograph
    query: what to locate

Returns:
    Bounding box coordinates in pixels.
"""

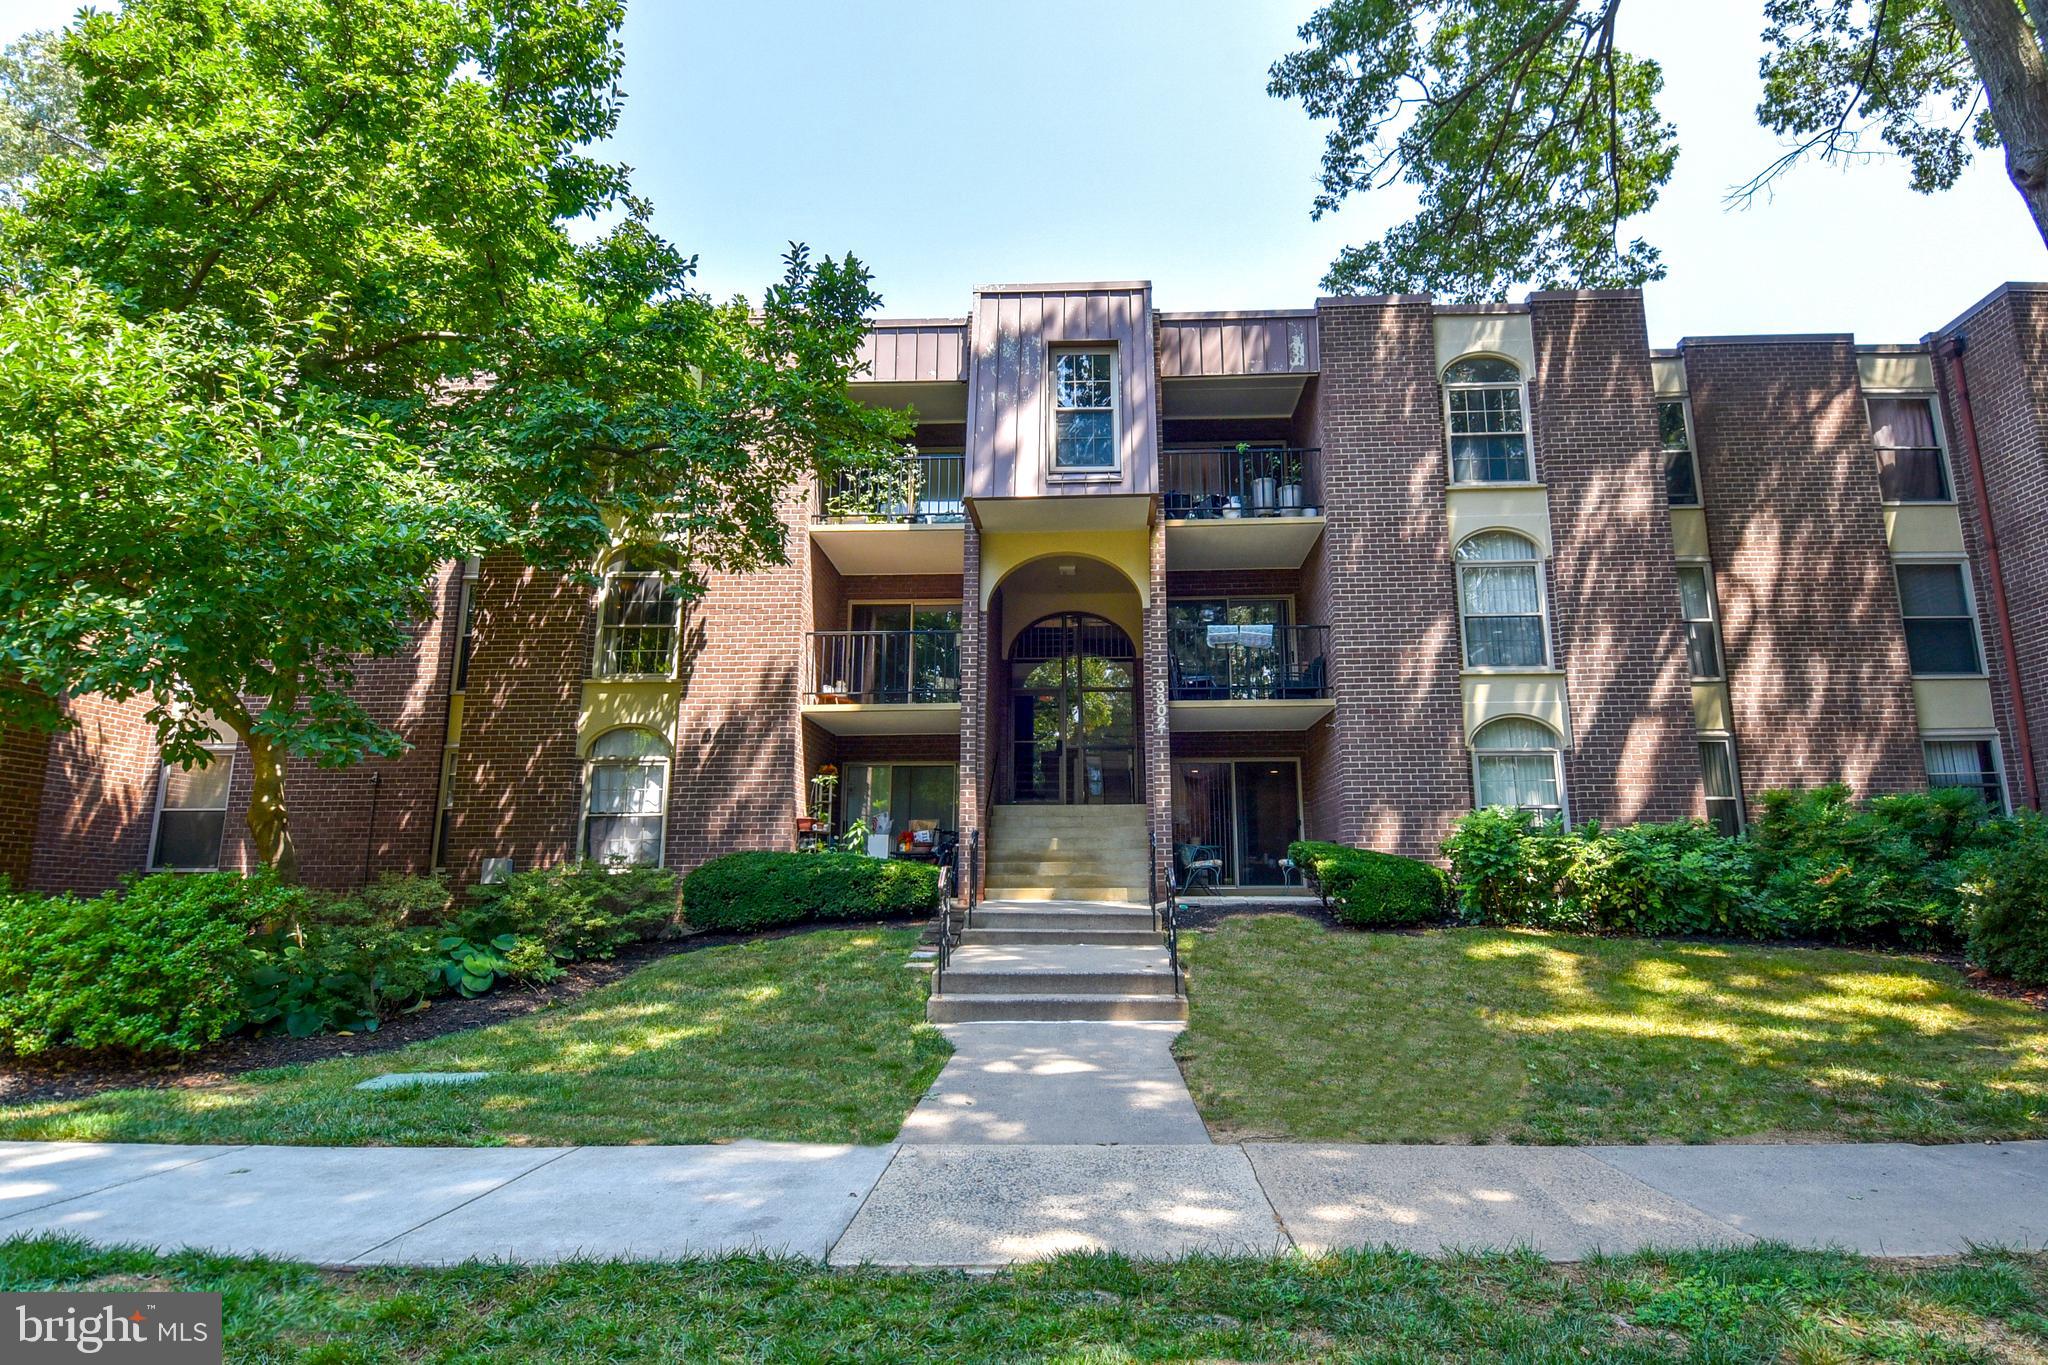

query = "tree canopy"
[0,0,907,877]
[1270,0,2048,299]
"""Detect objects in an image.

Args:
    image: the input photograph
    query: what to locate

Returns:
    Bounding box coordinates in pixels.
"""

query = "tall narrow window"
[432,746,459,870]
[583,728,669,866]
[1897,563,1982,675]
[453,557,480,692]
[1456,531,1547,668]
[1925,738,2006,812]
[1445,357,1530,483]
[1700,738,1743,835]
[1869,396,1951,503]
[1051,349,1117,470]
[1472,717,1565,822]
[150,745,234,870]
[1660,400,1701,506]
[1675,564,1724,680]
[595,558,682,678]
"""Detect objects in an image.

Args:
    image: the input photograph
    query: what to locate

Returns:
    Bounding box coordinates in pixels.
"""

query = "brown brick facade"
[1529,292,1702,824]
[1682,336,1926,804]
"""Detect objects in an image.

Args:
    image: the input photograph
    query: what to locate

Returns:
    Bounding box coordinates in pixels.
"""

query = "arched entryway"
[1008,612,1138,804]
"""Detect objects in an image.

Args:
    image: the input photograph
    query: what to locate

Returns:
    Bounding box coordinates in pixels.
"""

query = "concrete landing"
[899,1022,1210,1144]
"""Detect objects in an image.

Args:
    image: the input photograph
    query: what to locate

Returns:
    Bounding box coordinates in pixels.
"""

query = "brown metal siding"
[1156,312,1320,377]
[857,321,969,385]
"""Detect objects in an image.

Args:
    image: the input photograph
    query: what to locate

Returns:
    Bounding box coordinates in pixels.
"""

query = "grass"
[0,928,948,1147]
[5,1235,2045,1362]
[1175,915,2048,1145]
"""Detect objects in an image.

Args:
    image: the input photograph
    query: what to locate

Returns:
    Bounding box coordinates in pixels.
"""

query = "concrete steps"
[926,992,1187,1023]
[986,805,1151,904]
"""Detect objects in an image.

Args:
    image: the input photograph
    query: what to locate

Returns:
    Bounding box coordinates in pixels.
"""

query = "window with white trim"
[1659,400,1701,506]
[150,744,234,870]
[1445,356,1531,483]
[1926,738,2006,812]
[1675,563,1723,680]
[1472,716,1565,822]
[1869,395,1952,503]
[582,728,670,866]
[1897,563,1982,675]
[1700,737,1743,835]
[1456,530,1547,668]
[1051,349,1117,470]
[594,558,682,678]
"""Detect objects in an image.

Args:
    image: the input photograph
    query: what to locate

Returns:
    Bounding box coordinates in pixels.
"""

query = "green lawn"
[1176,915,2048,1145]
[0,928,947,1147]
[5,1235,2044,1362]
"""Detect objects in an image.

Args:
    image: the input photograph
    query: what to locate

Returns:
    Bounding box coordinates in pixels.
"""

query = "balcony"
[1161,446,1326,571]
[1168,623,1335,731]
[810,452,966,575]
[801,629,962,735]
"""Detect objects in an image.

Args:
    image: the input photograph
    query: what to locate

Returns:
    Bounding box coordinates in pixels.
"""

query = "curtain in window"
[1458,533,1543,667]
[1925,739,2002,810]
[1870,398,1949,501]
[1869,398,1937,449]
[585,729,668,865]
[1473,718,1562,816]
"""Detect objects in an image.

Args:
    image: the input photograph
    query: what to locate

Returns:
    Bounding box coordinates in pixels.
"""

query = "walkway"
[5,1138,2046,1268]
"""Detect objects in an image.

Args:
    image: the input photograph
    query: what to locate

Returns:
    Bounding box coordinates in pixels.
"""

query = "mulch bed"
[0,920,913,1108]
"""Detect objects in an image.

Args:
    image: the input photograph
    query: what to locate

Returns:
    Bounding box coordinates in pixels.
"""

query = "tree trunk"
[1945,0,2048,245]
[244,734,300,883]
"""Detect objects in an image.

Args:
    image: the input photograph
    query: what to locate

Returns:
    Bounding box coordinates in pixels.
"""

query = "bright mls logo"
[2,1293,221,1363]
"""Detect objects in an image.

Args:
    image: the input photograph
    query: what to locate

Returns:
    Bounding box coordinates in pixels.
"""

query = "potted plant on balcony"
[1278,451,1307,516]
[1241,442,1278,516]
[800,767,838,838]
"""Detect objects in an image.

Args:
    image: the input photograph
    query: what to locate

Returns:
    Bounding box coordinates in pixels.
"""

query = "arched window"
[1444,356,1530,483]
[1472,717,1565,823]
[583,728,670,866]
[1455,531,1548,668]
[595,557,682,678]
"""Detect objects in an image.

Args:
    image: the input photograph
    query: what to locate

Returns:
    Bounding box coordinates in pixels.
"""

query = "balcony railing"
[1169,624,1331,700]
[1161,446,1322,520]
[817,453,966,524]
[805,630,962,705]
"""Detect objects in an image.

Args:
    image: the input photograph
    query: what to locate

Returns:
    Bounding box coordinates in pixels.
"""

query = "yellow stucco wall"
[1914,678,1996,733]
[1001,590,1144,655]
[979,529,1151,609]
[1693,682,1732,734]
[445,694,464,746]
[1670,508,1711,560]
[1858,351,1936,392]
[577,681,682,755]
[1885,505,1967,555]
[1446,486,1553,556]
[1651,355,1687,398]
[1433,312,1535,377]
[1463,672,1572,744]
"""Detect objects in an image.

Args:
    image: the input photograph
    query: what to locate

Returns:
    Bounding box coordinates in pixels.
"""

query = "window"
[1660,400,1701,506]
[150,746,234,870]
[1445,356,1530,483]
[842,763,959,852]
[1897,563,1982,675]
[1052,349,1117,470]
[1869,395,1951,503]
[1926,738,2007,812]
[1456,531,1547,668]
[1675,563,1723,680]
[582,728,669,866]
[594,558,682,678]
[1472,717,1565,822]
[432,745,458,870]
[452,558,480,692]
[1700,738,1743,835]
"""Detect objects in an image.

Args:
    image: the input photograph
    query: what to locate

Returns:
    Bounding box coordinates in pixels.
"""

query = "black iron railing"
[1160,446,1321,520]
[1168,624,1331,701]
[805,630,961,705]
[934,862,956,994]
[1160,839,1184,999]
[817,452,966,524]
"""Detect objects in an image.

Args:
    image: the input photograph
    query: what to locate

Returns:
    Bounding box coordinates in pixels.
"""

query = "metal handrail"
[818,452,966,524]
[934,863,955,994]
[1160,446,1321,520]
[1161,854,1184,998]
[804,629,961,705]
[1168,624,1331,701]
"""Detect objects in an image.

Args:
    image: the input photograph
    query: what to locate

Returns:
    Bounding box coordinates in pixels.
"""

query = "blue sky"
[12,0,2045,343]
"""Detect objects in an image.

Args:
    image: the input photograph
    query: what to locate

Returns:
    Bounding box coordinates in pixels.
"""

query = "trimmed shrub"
[1440,808,1580,928]
[0,872,297,1056]
[1963,815,2048,986]
[1289,840,1449,928]
[1562,821,1780,939]
[682,852,939,932]
[467,862,678,961]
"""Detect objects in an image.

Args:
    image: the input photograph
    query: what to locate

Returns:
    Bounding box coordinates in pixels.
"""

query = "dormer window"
[1052,349,1118,471]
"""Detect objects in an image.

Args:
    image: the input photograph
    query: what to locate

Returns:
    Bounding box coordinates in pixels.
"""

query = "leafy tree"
[0,0,907,878]
[1270,0,2048,299]
[0,29,94,199]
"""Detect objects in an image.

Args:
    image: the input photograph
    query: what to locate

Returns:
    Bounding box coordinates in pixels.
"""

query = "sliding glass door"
[1170,758,1303,888]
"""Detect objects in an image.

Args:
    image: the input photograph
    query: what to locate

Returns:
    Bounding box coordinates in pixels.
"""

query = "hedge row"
[0,863,678,1058]
[1288,841,1450,928]
[680,851,938,931]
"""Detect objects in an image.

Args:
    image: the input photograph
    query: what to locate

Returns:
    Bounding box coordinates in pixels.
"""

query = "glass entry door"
[1008,613,1137,804]
[1171,759,1303,887]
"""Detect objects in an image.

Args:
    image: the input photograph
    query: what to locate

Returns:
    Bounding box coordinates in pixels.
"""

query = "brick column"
[958,519,988,884]
[1144,515,1172,900]
[1528,291,1701,824]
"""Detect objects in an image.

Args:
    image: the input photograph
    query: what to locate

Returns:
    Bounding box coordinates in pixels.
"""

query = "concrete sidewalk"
[898,1022,1209,1144]
[5,1138,2046,1268]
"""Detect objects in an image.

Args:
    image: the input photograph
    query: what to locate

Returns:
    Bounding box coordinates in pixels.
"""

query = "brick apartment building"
[7,280,2045,897]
